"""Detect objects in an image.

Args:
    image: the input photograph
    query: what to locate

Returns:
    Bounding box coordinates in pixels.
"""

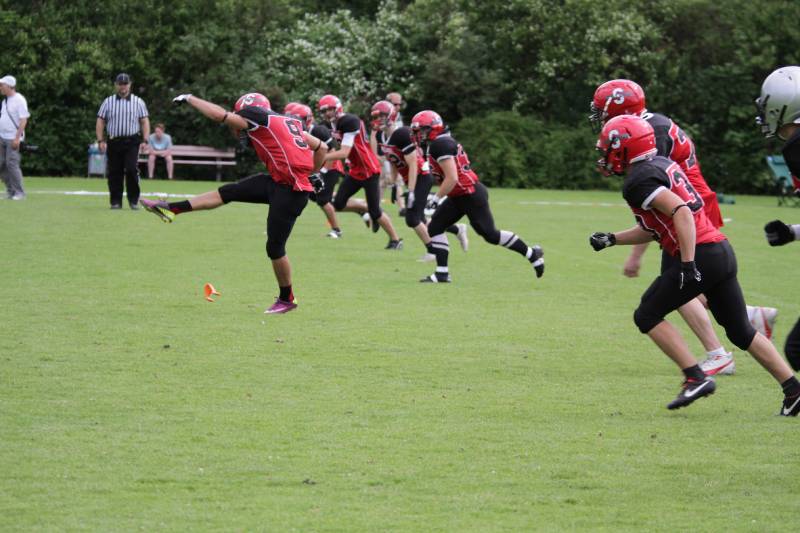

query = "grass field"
[1,177,798,531]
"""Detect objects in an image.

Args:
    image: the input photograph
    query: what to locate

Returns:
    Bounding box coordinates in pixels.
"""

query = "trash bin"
[88,143,106,177]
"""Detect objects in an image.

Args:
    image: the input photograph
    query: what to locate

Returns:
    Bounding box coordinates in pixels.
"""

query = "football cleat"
[748,306,777,340]
[699,353,735,376]
[141,198,174,223]
[420,273,451,283]
[456,223,469,252]
[386,239,403,250]
[780,393,800,416]
[264,298,298,314]
[531,245,544,278]
[667,376,716,410]
[326,229,342,239]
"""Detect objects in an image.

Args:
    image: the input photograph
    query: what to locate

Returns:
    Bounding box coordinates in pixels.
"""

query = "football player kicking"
[284,102,370,239]
[140,92,327,314]
[756,66,800,389]
[370,100,468,260]
[410,110,544,283]
[590,79,778,376]
[319,94,403,250]
[590,115,800,415]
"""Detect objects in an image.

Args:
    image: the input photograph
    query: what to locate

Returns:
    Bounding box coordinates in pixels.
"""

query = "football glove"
[173,94,192,105]
[679,261,702,290]
[309,173,325,195]
[426,195,442,212]
[764,219,796,246]
[589,232,616,251]
[407,191,415,209]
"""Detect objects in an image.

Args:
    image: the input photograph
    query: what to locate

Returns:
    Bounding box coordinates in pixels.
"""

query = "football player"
[371,100,468,260]
[284,102,371,239]
[319,94,403,250]
[756,66,800,384]
[141,93,327,314]
[410,110,544,283]
[590,115,800,415]
[590,79,778,375]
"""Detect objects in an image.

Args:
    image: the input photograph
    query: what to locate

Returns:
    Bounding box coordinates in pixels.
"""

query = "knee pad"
[633,306,662,334]
[218,182,237,204]
[266,240,286,260]
[724,324,757,351]
[405,211,422,228]
[481,228,500,245]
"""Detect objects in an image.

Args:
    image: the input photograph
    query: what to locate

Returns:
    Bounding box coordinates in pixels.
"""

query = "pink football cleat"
[264,298,298,314]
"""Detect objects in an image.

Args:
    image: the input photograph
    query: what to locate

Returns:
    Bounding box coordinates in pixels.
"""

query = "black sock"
[781,376,800,396]
[446,225,459,235]
[332,227,341,233]
[498,230,532,259]
[168,200,192,214]
[682,365,706,381]
[279,285,293,302]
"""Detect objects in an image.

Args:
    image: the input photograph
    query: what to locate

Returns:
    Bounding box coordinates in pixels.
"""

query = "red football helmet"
[370,100,398,130]
[318,94,343,119]
[294,103,314,129]
[596,115,657,175]
[589,79,646,131]
[410,110,445,146]
[234,92,271,112]
[283,102,300,115]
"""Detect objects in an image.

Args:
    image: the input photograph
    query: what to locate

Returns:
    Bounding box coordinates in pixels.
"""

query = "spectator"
[95,73,150,209]
[0,75,30,200]
[147,123,173,179]
[386,92,404,127]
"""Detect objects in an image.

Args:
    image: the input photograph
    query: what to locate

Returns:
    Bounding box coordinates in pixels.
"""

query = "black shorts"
[332,173,382,220]
[427,182,500,244]
[405,173,433,228]
[635,240,756,349]
[219,173,309,259]
[309,169,342,207]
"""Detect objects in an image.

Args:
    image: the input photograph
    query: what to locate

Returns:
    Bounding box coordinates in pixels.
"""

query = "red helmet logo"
[596,115,657,175]
[589,80,646,131]
[370,100,397,129]
[234,92,271,112]
[410,110,445,145]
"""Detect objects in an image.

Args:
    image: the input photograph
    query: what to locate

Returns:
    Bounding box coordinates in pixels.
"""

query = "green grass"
[1,177,798,531]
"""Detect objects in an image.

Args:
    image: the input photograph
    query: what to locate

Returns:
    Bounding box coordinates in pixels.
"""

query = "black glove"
[679,261,702,290]
[589,232,616,251]
[764,219,795,246]
[390,184,397,204]
[309,173,325,195]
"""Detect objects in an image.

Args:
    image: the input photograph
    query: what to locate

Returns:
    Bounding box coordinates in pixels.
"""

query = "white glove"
[425,195,442,211]
[173,94,192,105]
[407,191,415,209]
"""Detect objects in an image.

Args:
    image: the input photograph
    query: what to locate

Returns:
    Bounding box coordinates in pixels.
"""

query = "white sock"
[706,347,728,357]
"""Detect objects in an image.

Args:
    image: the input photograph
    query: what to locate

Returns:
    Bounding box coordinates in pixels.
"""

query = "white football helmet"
[755,66,800,139]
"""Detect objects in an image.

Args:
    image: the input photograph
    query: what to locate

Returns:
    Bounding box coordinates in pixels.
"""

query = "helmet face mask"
[755,66,800,139]
[597,115,657,175]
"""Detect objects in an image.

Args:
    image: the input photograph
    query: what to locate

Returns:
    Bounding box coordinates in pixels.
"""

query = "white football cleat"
[456,223,469,252]
[748,306,777,340]
[417,253,436,262]
[700,352,735,376]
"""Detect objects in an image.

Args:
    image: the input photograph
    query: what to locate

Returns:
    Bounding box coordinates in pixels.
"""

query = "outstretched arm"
[303,132,328,172]
[176,94,248,131]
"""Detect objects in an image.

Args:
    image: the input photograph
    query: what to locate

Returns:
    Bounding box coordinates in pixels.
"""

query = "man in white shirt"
[0,75,30,200]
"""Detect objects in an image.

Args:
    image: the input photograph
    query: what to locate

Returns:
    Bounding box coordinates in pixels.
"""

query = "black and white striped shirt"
[97,94,148,138]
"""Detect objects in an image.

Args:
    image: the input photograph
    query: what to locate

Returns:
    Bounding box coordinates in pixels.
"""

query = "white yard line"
[28,190,195,198]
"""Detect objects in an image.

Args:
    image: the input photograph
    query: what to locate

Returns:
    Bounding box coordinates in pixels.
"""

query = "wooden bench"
[139,144,236,181]
[765,155,800,207]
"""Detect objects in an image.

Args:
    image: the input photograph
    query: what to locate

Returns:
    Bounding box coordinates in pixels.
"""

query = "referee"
[95,73,150,209]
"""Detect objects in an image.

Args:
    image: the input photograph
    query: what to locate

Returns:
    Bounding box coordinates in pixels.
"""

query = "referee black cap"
[115,72,131,84]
